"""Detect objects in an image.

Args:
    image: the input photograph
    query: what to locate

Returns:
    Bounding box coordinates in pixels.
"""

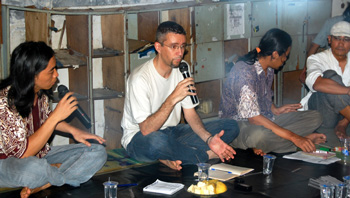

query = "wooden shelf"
[93,48,124,58]
[92,88,124,100]
[53,92,86,102]
[53,88,124,103]
[55,48,123,68]
[55,49,86,68]
[128,39,153,53]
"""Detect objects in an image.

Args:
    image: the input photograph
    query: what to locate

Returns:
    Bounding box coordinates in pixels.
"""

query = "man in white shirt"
[121,21,239,170]
[299,3,350,84]
[300,21,350,145]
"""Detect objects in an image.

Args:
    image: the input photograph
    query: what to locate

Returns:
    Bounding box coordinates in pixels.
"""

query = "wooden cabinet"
[2,1,333,148]
[2,4,244,148]
[1,7,126,148]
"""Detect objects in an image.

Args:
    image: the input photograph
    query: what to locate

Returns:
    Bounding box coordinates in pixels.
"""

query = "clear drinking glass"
[197,163,211,181]
[103,180,118,198]
[320,184,335,198]
[263,154,276,175]
[343,176,350,198]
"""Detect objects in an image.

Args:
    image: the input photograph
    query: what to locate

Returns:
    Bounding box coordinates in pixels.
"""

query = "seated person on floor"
[300,21,350,145]
[0,42,107,198]
[299,3,350,84]
[121,21,239,171]
[219,28,326,156]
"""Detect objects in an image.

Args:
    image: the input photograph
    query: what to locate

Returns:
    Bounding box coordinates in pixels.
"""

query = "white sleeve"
[128,77,152,124]
[305,55,324,92]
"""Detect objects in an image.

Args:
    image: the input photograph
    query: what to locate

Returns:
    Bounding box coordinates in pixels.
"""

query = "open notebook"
[207,163,254,181]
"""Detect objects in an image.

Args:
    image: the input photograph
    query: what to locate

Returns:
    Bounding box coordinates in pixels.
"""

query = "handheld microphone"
[179,62,199,104]
[58,85,92,129]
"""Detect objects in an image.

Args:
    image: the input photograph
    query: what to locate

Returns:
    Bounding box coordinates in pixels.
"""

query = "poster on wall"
[226,3,245,37]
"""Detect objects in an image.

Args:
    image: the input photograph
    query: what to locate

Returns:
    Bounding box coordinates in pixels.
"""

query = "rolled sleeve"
[305,55,324,92]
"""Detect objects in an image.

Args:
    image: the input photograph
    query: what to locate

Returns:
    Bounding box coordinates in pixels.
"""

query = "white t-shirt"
[300,49,350,110]
[121,58,198,148]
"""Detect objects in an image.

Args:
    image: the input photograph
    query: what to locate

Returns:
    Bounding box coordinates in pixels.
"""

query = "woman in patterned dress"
[0,41,107,198]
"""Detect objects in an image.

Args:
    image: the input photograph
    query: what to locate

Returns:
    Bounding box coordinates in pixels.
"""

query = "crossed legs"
[126,119,239,170]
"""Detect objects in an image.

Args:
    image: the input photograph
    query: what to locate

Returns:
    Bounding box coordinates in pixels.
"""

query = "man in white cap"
[300,21,350,146]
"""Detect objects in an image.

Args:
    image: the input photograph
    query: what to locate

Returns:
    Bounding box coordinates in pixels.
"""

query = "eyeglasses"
[332,36,350,42]
[160,43,189,51]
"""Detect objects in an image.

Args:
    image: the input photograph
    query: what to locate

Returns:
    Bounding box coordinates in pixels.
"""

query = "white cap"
[330,21,350,37]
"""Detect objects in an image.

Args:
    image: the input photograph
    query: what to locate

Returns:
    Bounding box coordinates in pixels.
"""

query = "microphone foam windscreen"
[179,62,188,73]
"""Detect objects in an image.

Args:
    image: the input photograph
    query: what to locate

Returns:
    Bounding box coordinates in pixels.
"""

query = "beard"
[170,58,182,68]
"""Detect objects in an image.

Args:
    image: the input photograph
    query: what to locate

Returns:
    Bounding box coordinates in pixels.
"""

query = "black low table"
[2,149,349,198]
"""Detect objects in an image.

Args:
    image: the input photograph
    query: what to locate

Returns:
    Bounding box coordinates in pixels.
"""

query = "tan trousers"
[230,110,322,153]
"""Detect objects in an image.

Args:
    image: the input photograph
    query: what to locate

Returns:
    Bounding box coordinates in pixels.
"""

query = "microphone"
[57,85,92,129]
[179,62,199,104]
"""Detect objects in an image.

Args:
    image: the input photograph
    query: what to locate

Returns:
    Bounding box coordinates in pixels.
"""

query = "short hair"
[238,28,292,64]
[155,21,186,44]
[0,41,55,117]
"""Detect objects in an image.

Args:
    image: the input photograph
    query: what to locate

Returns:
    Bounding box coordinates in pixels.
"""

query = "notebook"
[209,163,254,181]
[194,163,254,181]
[143,179,184,195]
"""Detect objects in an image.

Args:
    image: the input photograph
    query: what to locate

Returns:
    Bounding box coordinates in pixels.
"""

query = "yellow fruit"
[215,181,227,194]
[207,179,218,184]
[187,180,227,195]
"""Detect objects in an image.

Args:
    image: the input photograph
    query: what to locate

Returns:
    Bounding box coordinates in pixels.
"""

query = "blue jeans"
[126,118,239,165]
[0,143,107,189]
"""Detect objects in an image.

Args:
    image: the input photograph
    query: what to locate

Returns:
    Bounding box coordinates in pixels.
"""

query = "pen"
[118,183,138,187]
[240,171,263,177]
[314,150,328,154]
[319,147,331,152]
[211,168,234,174]
[291,168,301,173]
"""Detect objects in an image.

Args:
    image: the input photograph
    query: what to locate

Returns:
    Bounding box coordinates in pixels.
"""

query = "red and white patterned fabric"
[0,86,51,159]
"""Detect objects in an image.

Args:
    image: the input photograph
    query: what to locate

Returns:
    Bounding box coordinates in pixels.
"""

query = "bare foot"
[305,133,327,144]
[252,148,265,156]
[51,163,62,169]
[20,187,31,198]
[19,163,60,198]
[20,183,51,198]
[335,119,349,139]
[159,159,182,171]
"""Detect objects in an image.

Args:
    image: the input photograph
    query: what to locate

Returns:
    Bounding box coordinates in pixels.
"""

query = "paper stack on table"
[143,179,184,195]
[283,150,340,165]
[308,175,343,189]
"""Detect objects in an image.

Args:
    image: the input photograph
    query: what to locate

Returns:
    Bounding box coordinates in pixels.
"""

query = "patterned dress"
[0,86,50,159]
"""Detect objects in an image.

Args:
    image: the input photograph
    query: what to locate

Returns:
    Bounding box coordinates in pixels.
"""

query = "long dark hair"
[238,28,292,65]
[0,41,55,118]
